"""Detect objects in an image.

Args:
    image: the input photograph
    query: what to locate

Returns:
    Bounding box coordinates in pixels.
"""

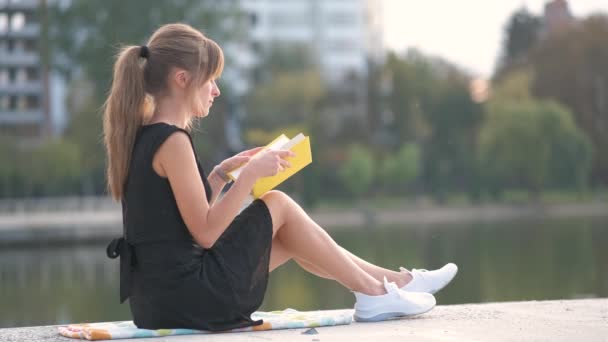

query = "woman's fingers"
[240,146,264,157]
[276,150,296,158]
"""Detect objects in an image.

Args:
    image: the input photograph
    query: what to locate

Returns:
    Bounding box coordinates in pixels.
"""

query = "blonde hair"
[103,23,224,201]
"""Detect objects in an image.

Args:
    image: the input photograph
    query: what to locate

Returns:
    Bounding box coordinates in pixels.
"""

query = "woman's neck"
[149,96,189,129]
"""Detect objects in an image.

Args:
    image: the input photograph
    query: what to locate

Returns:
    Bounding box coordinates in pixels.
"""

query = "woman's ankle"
[357,280,386,296]
[394,270,413,288]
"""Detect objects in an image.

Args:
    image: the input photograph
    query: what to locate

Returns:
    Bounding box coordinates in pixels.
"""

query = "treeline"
[0,3,605,205]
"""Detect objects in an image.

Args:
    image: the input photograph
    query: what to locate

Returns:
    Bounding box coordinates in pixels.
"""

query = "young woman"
[104,23,457,331]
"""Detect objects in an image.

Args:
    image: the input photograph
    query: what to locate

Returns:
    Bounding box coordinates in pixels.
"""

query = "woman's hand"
[216,147,264,175]
[217,155,250,175]
[243,149,295,179]
[236,146,264,158]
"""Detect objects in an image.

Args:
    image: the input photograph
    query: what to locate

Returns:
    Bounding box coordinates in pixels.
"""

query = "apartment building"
[223,0,383,96]
[0,0,49,138]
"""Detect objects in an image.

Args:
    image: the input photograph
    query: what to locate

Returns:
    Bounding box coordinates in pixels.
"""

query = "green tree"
[479,99,592,198]
[494,7,541,80]
[49,0,239,98]
[0,137,19,198]
[338,145,374,198]
[383,50,437,143]
[379,143,420,194]
[245,69,325,131]
[19,139,82,196]
[379,50,483,201]
[46,0,240,195]
[531,14,608,185]
[423,75,483,202]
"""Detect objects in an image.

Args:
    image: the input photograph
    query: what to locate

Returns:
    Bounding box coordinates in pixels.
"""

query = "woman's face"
[195,78,220,117]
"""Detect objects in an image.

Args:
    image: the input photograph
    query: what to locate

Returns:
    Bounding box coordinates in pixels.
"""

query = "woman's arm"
[207,146,264,205]
[207,169,227,205]
[156,132,291,249]
[156,132,256,248]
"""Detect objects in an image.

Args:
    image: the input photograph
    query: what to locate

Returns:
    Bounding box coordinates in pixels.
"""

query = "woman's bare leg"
[271,237,411,287]
[340,247,413,287]
[269,237,332,279]
[262,190,411,291]
[261,191,384,295]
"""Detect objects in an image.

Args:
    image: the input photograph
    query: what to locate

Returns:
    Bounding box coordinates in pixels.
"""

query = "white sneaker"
[353,277,436,322]
[400,263,458,294]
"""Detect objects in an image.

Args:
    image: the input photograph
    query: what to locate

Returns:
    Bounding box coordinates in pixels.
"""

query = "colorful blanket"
[58,309,353,340]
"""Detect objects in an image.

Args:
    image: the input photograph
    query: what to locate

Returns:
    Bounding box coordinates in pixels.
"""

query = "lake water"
[1,216,607,328]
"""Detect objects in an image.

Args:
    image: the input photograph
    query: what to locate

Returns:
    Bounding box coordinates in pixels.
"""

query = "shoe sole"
[353,303,436,322]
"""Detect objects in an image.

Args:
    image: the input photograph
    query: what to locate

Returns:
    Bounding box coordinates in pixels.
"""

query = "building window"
[0,96,9,110]
[9,95,17,110]
[249,12,258,27]
[16,68,26,83]
[24,39,37,52]
[14,40,24,52]
[8,68,16,82]
[269,12,308,27]
[11,12,25,31]
[16,95,26,111]
[0,13,7,32]
[326,11,357,26]
[0,69,8,85]
[327,39,358,51]
[26,95,39,109]
[26,67,38,81]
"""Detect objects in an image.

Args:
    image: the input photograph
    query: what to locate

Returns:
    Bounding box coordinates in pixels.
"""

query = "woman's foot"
[353,277,436,322]
[399,263,458,294]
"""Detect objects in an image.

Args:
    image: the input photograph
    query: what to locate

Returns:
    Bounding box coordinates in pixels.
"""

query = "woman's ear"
[172,69,190,89]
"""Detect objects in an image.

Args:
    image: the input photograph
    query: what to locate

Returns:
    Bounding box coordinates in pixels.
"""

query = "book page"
[265,135,291,151]
[280,133,305,150]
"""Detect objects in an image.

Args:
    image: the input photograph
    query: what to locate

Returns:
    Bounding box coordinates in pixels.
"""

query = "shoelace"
[383,276,399,294]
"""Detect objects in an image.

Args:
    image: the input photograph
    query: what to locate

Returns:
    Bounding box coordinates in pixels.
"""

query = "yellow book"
[227,133,312,198]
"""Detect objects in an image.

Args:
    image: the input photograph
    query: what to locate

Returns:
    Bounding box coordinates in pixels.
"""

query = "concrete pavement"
[1,299,606,341]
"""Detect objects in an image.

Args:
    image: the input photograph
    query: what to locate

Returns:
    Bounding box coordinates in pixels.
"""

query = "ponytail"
[103,46,148,201]
[102,23,225,201]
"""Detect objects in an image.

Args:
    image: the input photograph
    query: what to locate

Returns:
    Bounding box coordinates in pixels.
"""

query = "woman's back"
[109,122,271,331]
[123,122,211,245]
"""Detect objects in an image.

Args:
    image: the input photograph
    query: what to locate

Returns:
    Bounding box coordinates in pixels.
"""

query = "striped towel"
[58,308,353,340]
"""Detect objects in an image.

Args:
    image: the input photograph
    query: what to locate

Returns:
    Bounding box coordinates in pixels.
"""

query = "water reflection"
[1,217,606,328]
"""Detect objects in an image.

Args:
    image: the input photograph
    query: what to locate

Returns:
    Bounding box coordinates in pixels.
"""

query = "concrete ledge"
[1,202,607,246]
[1,299,606,341]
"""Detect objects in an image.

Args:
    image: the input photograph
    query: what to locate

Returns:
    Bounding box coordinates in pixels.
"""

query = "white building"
[0,0,66,139]
[224,0,383,96]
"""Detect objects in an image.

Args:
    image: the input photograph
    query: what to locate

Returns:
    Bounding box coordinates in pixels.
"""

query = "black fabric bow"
[106,237,134,303]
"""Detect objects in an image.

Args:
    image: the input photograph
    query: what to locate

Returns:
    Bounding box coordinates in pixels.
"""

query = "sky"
[383,0,608,79]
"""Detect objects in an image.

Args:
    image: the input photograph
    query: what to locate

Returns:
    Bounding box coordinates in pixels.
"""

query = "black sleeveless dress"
[106,122,273,331]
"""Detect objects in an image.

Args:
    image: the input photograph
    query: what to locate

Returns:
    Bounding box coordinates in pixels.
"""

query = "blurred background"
[0,0,607,329]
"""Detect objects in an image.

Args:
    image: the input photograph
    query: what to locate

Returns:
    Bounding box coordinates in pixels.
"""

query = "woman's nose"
[212,82,220,97]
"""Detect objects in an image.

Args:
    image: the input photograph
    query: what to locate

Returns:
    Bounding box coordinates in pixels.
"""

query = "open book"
[228,133,312,198]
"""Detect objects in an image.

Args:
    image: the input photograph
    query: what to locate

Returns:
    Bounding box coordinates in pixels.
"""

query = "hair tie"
[139,45,150,59]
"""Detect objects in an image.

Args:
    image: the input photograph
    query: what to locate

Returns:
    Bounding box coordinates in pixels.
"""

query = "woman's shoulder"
[134,122,193,158]
[139,122,191,144]
[140,122,188,135]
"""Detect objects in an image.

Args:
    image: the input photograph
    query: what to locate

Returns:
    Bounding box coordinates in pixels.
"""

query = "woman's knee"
[261,190,290,202]
[260,190,291,212]
[260,190,291,228]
